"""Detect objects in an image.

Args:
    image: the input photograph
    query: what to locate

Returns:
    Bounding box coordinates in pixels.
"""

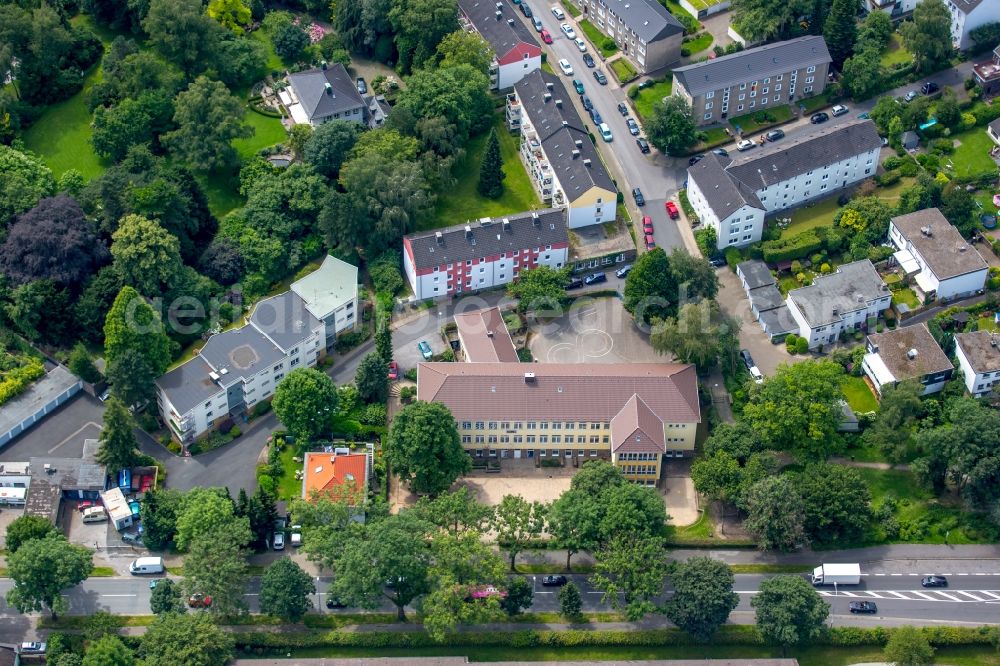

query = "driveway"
[0,392,104,462]
[527,296,662,364]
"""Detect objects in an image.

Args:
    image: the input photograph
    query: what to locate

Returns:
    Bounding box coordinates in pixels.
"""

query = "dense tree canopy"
[646,96,698,157]
[389,0,459,73]
[900,0,953,74]
[0,145,56,230]
[624,248,677,324]
[259,558,316,622]
[111,214,183,298]
[385,401,470,495]
[4,515,57,554]
[302,120,363,179]
[797,463,872,545]
[273,367,340,442]
[506,266,570,313]
[752,575,830,649]
[164,76,253,171]
[97,397,142,474]
[143,0,224,76]
[138,612,234,666]
[664,557,739,641]
[103,285,173,382]
[436,30,493,73]
[5,534,93,617]
[744,475,806,551]
[650,299,740,370]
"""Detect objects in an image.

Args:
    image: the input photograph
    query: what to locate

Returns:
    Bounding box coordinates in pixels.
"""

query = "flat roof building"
[863,323,953,396]
[955,330,1000,397]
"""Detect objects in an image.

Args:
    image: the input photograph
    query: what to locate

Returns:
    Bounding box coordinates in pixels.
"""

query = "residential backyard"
[947,128,997,179]
[610,58,639,84]
[682,32,713,55]
[840,376,878,414]
[892,287,920,309]
[631,78,672,122]
[579,20,616,57]
[777,196,841,237]
[879,34,911,69]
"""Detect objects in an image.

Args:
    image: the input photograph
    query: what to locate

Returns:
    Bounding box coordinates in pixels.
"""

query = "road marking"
[101,594,136,598]
[888,592,909,599]
[980,591,1000,600]
[911,591,937,600]
[243,593,259,596]
[49,421,102,454]
[956,591,986,601]
[936,591,963,602]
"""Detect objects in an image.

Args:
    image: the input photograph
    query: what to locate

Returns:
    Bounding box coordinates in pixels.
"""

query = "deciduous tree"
[752,575,829,651]
[149,578,186,615]
[623,248,676,323]
[506,265,570,313]
[411,486,492,534]
[175,487,250,552]
[559,581,583,619]
[501,576,534,616]
[436,30,493,73]
[664,557,739,641]
[797,463,871,545]
[356,352,390,404]
[164,76,253,171]
[5,534,93,618]
[68,343,103,384]
[303,120,363,179]
[900,0,953,74]
[103,285,172,379]
[650,300,740,370]
[140,489,183,551]
[646,96,698,157]
[4,515,56,554]
[182,528,249,616]
[385,401,470,494]
[272,367,339,443]
[263,11,310,62]
[492,495,546,570]
[389,0,459,73]
[548,488,602,570]
[143,0,222,75]
[884,625,935,666]
[0,144,56,229]
[81,635,134,666]
[138,612,234,666]
[207,0,251,34]
[590,533,668,621]
[730,0,808,42]
[744,475,807,551]
[110,214,183,298]
[259,558,316,622]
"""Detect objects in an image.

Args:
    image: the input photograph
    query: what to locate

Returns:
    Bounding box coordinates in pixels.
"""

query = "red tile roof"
[455,307,519,363]
[610,394,667,453]
[303,452,368,504]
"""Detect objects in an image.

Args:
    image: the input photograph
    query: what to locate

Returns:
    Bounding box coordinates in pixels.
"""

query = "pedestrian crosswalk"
[818,589,1000,602]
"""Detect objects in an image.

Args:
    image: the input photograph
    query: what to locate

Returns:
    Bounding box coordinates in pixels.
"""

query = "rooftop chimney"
[502,218,512,232]
[546,82,554,91]
[921,225,933,237]
[495,10,502,19]
[524,372,536,383]
[465,225,473,240]
[435,231,444,245]
[487,331,494,338]
[575,139,583,148]
[555,99,563,108]
[531,212,540,227]
[324,82,333,96]
[543,92,552,102]
[906,348,918,360]
[321,60,328,70]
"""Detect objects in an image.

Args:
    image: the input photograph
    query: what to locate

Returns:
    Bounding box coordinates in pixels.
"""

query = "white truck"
[810,563,861,586]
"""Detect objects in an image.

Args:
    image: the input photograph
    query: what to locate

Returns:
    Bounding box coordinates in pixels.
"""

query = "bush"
[252,401,273,418]
[795,337,809,354]
[360,404,387,426]
[899,160,919,177]
[724,247,742,270]
[680,47,691,57]
[882,156,904,171]
[761,230,823,263]
[369,250,404,296]
[404,367,417,382]
[335,330,369,353]
[785,334,798,354]
[628,85,640,99]
[229,426,242,438]
[399,386,416,404]
[877,170,902,187]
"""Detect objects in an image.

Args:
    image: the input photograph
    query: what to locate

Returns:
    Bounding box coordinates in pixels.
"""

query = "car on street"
[20,642,46,654]
[589,109,602,124]
[615,264,632,278]
[903,90,919,102]
[356,77,367,94]
[560,23,575,39]
[736,138,756,151]
[636,137,650,153]
[388,360,399,380]
[765,128,785,142]
[582,53,595,67]
[574,37,587,52]
[592,70,607,85]
[532,17,543,31]
[520,3,532,16]
[566,277,584,289]
[922,575,948,587]
[632,187,645,206]
[188,593,213,608]
[665,201,679,219]
[540,29,553,43]
[326,597,347,609]
[921,81,940,95]
[711,147,729,157]
[642,216,653,234]
[418,340,433,360]
[644,233,656,249]
[831,104,849,117]
[584,272,607,285]
[558,58,573,75]
[598,123,613,142]
[551,5,564,19]
[849,601,878,614]
[573,78,585,94]
[626,118,640,135]
[98,389,110,401]
[273,532,285,550]
[580,94,593,110]
[542,575,568,586]
[121,531,143,545]
[740,349,755,370]
[617,102,629,115]
[810,111,829,124]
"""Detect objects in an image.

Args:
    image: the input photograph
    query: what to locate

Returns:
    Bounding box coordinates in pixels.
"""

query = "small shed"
[902,131,919,150]
[100,486,134,531]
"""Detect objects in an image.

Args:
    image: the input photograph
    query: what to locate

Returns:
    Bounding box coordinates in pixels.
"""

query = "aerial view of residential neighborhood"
[4,0,1000,663]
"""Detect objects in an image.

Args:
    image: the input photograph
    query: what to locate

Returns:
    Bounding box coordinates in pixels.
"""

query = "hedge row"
[0,359,45,406]
[760,227,846,263]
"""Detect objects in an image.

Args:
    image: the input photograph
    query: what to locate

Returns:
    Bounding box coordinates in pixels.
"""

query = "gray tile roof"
[199,325,286,384]
[737,259,775,290]
[891,208,989,280]
[459,0,538,57]
[868,323,952,381]
[989,118,1000,135]
[949,0,986,14]
[601,0,684,43]
[788,260,889,328]
[250,291,321,353]
[515,70,617,199]
[687,151,763,220]
[405,208,568,270]
[759,304,798,336]
[749,284,784,312]
[673,36,831,97]
[726,119,883,190]
[156,356,223,417]
[288,63,366,123]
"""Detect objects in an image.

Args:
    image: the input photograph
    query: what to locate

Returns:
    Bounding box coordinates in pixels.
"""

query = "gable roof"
[303,451,368,505]
[950,0,986,14]
[688,151,763,220]
[867,323,952,381]
[454,307,519,362]
[891,208,989,281]
[955,330,1000,374]
[603,0,683,43]
[291,255,359,320]
[515,70,617,199]
[738,259,776,290]
[673,36,831,97]
[610,394,666,454]
[287,63,366,122]
[788,260,889,328]
[458,0,539,60]
[404,208,568,270]
[250,291,322,353]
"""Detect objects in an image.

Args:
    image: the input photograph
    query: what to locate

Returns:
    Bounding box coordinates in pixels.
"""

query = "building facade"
[864,0,920,18]
[889,208,989,301]
[672,36,832,126]
[507,70,617,229]
[862,323,953,396]
[402,209,569,300]
[566,0,683,73]
[955,330,1000,397]
[786,260,892,349]
[945,0,1000,50]
[458,0,541,89]
[687,120,883,250]
[282,63,368,127]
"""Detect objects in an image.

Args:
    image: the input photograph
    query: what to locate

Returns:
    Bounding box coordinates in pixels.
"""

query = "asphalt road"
[5,570,1000,626]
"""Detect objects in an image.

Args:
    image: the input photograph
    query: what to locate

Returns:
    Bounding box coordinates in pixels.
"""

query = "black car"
[921,575,948,588]
[636,137,650,153]
[920,81,940,95]
[765,128,785,142]
[617,102,629,116]
[520,2,532,16]
[356,77,367,95]
[593,70,607,85]
[581,95,593,111]
[849,601,878,614]
[632,187,645,206]
[582,53,595,68]
[590,109,603,124]
[626,118,640,135]
[688,153,705,166]
[326,597,347,609]
[711,147,729,157]
[542,575,568,586]
[810,112,829,124]
[708,255,726,267]
[584,272,607,285]
[566,277,585,290]
[739,349,755,371]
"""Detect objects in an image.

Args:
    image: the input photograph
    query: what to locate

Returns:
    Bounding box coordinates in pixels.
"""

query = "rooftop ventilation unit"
[575,139,583,148]
[435,231,444,244]
[572,149,580,159]
[546,82,554,91]
[465,225,473,240]
[583,158,592,166]
[921,225,933,237]
[543,92,552,102]
[324,82,333,96]
[524,372,536,383]
[532,212,540,226]
[209,371,220,382]
[495,10,502,19]
[502,218,511,232]
[907,348,918,360]
[555,99,563,107]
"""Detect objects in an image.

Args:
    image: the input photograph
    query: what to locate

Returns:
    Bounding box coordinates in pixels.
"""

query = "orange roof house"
[302,451,369,506]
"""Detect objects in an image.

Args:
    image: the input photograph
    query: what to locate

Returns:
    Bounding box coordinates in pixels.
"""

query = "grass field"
[431,117,540,229]
[683,32,713,54]
[692,126,729,151]
[579,20,616,57]
[979,315,999,332]
[949,127,997,179]
[632,78,672,122]
[880,34,911,69]
[275,442,301,500]
[780,196,841,237]
[729,105,793,134]
[841,376,878,414]
[609,58,639,84]
[561,0,582,17]
[251,28,285,72]
[892,287,920,309]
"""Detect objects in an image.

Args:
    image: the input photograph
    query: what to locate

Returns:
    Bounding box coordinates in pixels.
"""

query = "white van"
[129,557,164,575]
[82,507,108,524]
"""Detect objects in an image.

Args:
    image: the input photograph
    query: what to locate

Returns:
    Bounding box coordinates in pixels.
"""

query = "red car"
[188,593,212,608]
[540,29,553,44]
[645,234,656,249]
[388,360,399,381]
[642,215,653,235]
[665,201,680,219]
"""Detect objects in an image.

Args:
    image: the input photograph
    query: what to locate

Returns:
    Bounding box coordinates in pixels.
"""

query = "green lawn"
[682,32,713,55]
[880,34,911,69]
[579,20,616,57]
[669,511,713,540]
[431,117,540,230]
[892,287,920,309]
[685,0,727,8]
[609,58,639,84]
[948,127,997,179]
[692,126,729,151]
[875,175,915,204]
[251,29,285,72]
[780,196,841,237]
[841,376,878,414]
[799,93,831,114]
[728,105,793,134]
[560,0,582,17]
[979,315,999,332]
[275,441,302,500]
[632,78,672,123]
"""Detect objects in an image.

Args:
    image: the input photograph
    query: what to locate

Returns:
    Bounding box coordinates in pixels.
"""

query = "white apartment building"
[458,0,541,89]
[566,0,683,74]
[945,0,1000,50]
[864,0,921,18]
[786,260,892,349]
[889,208,989,302]
[955,330,1000,397]
[687,119,884,250]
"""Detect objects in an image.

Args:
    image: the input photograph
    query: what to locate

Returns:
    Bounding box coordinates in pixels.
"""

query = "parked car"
[849,601,878,614]
[574,37,587,52]
[356,77,367,95]
[558,58,573,75]
[736,138,756,151]
[592,70,607,85]
[582,53,595,67]
[19,642,46,654]
[810,111,829,124]
[598,123,613,142]
[688,153,705,166]
[920,81,940,95]
[290,526,302,547]
[388,360,399,380]
[542,575,568,586]
[121,531,143,546]
[540,29,553,43]
[903,90,919,102]
[273,532,285,550]
[831,104,849,117]
[708,255,726,267]
[589,109,602,124]
[520,2,532,17]
[665,201,679,219]
[418,340,433,360]
[326,597,347,609]
[566,277,585,290]
[748,366,764,384]
[617,102,629,116]
[551,5,564,19]
[560,23,575,39]
[642,216,653,234]
[580,94,593,110]
[615,264,632,278]
[78,500,97,511]
[644,233,656,249]
[573,78,585,94]
[921,575,948,587]
[711,147,729,157]
[765,129,784,142]
[584,272,607,285]
[632,187,645,206]
[739,349,755,370]
[533,17,543,31]
[188,593,213,608]
[636,137,650,153]
[626,118,640,135]
[98,390,110,401]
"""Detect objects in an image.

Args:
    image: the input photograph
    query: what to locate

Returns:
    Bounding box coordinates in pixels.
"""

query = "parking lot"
[0,392,105,463]
[528,296,662,364]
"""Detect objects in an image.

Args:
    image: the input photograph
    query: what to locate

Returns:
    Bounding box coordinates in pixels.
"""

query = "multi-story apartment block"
[458,0,541,89]
[786,260,892,350]
[507,70,617,229]
[955,330,1000,397]
[736,259,798,339]
[864,0,920,18]
[156,257,359,443]
[944,0,1000,50]
[672,36,831,126]
[402,209,569,300]
[863,323,953,396]
[889,208,989,301]
[687,119,883,250]
[290,255,361,353]
[417,361,700,484]
[566,0,683,74]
